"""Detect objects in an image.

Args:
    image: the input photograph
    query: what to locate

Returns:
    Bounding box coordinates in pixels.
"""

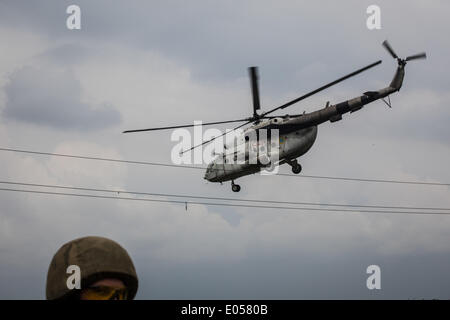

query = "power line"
[0,180,449,212]
[0,147,449,187]
[277,173,450,186]
[0,147,202,169]
[0,186,449,215]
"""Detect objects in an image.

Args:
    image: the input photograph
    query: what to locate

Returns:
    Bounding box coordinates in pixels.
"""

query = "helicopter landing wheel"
[291,162,302,174]
[231,181,241,192]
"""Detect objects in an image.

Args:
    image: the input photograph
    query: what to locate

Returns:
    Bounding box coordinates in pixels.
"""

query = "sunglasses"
[81,286,129,300]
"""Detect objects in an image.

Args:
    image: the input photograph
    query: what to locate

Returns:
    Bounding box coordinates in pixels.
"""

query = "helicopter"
[124,41,426,192]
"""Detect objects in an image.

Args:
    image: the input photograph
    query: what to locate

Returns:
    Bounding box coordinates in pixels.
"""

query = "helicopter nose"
[204,168,211,180]
[204,163,215,181]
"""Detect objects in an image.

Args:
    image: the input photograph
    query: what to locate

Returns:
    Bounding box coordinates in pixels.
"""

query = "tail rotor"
[382,40,427,65]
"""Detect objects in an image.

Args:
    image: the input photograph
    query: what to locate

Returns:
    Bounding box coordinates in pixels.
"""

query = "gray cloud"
[36,43,90,66]
[0,0,449,301]
[2,65,121,130]
[0,1,446,94]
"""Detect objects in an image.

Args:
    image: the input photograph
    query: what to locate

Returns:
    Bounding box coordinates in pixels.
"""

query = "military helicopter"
[124,41,426,192]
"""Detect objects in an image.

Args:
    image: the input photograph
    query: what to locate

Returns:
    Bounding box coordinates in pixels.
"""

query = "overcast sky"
[0,0,449,299]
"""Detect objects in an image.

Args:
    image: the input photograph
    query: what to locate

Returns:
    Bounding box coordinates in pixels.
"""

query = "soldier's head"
[46,236,138,300]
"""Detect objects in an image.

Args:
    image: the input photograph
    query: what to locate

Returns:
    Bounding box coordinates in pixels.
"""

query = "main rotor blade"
[382,40,398,59]
[123,118,250,133]
[249,66,261,117]
[180,120,252,155]
[406,52,427,61]
[260,60,382,117]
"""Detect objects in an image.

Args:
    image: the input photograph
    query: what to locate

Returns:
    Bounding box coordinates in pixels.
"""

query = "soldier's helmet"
[46,236,138,300]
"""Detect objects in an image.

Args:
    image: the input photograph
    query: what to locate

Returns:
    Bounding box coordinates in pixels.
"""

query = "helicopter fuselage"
[204,120,318,183]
